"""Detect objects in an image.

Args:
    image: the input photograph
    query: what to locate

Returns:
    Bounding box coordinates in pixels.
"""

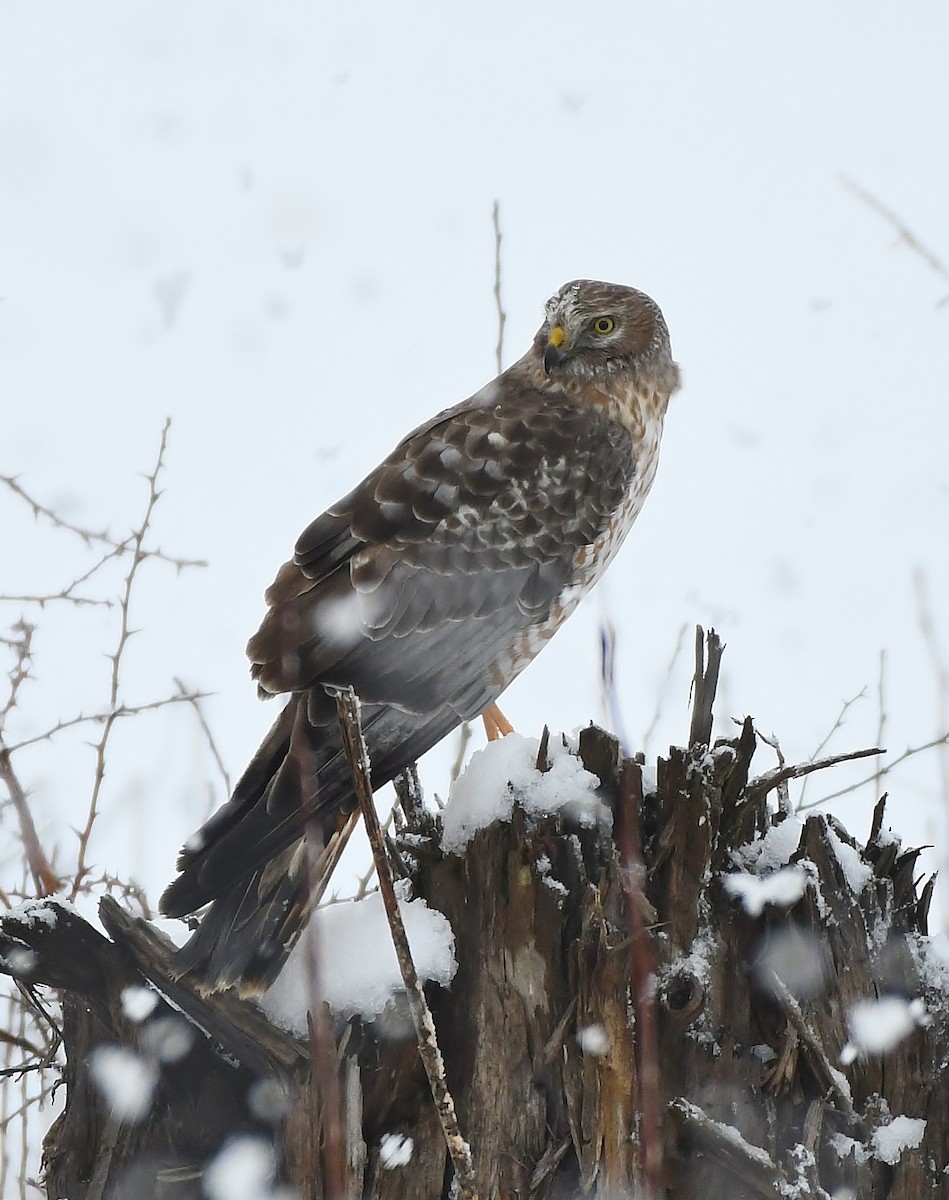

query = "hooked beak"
[543,324,568,375]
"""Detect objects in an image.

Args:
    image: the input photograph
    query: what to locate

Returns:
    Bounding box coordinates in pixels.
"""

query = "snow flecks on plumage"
[441,731,609,854]
[260,892,456,1034]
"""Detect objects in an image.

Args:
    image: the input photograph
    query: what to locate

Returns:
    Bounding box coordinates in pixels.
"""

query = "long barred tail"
[159,696,355,994]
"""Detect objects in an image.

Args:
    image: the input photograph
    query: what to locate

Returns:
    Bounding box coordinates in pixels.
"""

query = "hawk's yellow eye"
[592,316,615,336]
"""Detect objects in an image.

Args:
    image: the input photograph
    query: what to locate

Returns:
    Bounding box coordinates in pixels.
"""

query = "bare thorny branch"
[0,472,206,573]
[70,419,179,898]
[840,173,949,307]
[1,419,221,1194]
[450,201,508,787]
[333,685,479,1200]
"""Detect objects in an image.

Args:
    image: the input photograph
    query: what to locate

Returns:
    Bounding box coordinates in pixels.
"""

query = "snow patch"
[826,827,872,894]
[261,892,456,1033]
[871,1115,926,1164]
[441,732,608,853]
[909,931,949,996]
[831,1116,926,1168]
[733,816,804,872]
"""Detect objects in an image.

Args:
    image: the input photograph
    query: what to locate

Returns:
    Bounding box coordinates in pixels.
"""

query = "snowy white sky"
[2,3,949,925]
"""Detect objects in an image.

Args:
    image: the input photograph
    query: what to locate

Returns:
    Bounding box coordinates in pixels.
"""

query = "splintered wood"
[3,628,946,1198]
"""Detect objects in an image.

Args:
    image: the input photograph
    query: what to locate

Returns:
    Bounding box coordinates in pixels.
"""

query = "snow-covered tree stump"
[2,634,948,1198]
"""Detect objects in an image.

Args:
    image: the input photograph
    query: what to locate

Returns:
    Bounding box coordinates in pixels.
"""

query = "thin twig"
[0,751,59,897]
[641,621,688,753]
[0,592,111,609]
[71,420,172,898]
[597,614,629,755]
[5,692,211,756]
[767,971,856,1121]
[0,473,207,570]
[810,733,949,807]
[449,721,472,786]
[874,650,887,801]
[668,1099,784,1199]
[173,677,231,796]
[840,174,949,305]
[754,727,790,813]
[332,686,479,1200]
[0,622,33,728]
[748,746,882,808]
[914,569,949,812]
[797,687,867,807]
[491,200,506,373]
[449,203,507,785]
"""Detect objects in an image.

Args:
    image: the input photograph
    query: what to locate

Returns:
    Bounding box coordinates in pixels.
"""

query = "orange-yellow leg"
[482,702,515,741]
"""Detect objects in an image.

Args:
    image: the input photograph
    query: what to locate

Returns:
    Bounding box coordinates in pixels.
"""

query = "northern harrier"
[160,280,680,992]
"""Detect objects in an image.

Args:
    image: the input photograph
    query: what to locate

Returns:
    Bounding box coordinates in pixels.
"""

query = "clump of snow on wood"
[826,826,872,894]
[379,1132,414,1169]
[534,852,568,901]
[870,1115,926,1165]
[89,1045,158,1123]
[723,865,806,916]
[732,814,804,872]
[840,996,928,1063]
[441,732,608,854]
[831,1115,926,1168]
[204,1136,295,1200]
[120,984,159,1023]
[261,892,456,1033]
[7,896,75,928]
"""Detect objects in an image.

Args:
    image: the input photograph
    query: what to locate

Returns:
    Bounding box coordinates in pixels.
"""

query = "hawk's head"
[535,280,679,395]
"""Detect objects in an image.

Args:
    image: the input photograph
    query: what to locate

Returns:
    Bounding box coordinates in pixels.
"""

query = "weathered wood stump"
[2,636,947,1198]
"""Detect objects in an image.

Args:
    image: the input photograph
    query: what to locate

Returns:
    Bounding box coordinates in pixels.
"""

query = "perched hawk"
[160,280,680,993]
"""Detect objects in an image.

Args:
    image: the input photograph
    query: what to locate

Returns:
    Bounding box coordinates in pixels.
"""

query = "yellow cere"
[548,325,566,348]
